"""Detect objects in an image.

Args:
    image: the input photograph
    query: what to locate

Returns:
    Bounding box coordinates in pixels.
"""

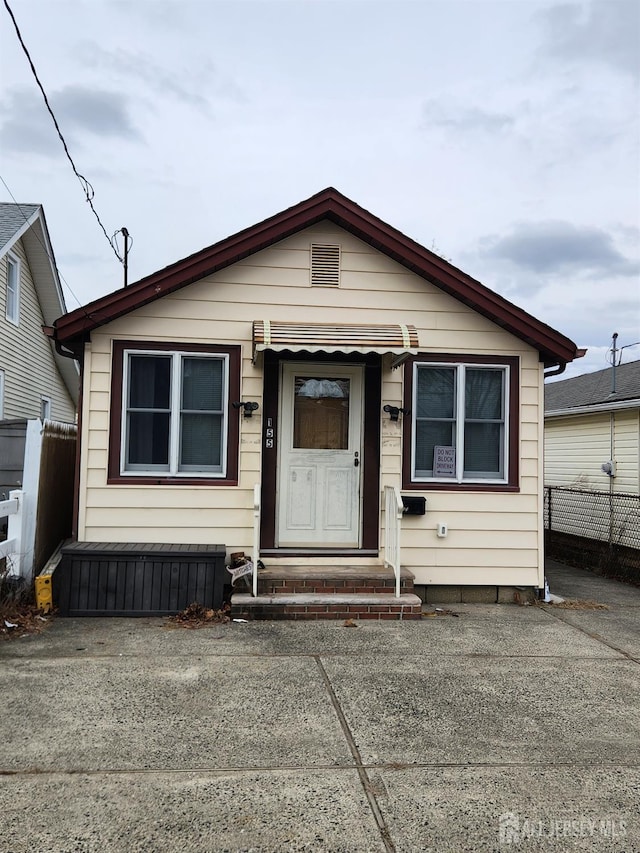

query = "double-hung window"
[121,349,229,478]
[407,357,517,487]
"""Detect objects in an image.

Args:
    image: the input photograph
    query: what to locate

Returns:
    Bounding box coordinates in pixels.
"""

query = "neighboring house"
[49,188,580,616]
[0,203,78,511]
[544,360,640,577]
[544,361,640,494]
[0,203,78,423]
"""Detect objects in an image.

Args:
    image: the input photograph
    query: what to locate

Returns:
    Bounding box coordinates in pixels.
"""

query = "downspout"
[540,355,572,593]
[70,354,84,540]
[544,346,587,379]
[544,362,566,379]
[43,325,83,362]
[43,324,84,540]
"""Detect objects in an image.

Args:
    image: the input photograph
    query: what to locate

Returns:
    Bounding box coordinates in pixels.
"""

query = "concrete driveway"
[1,560,638,852]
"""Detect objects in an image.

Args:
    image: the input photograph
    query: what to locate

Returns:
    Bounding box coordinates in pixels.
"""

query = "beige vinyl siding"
[613,410,640,494]
[0,239,75,422]
[544,409,640,494]
[78,222,545,586]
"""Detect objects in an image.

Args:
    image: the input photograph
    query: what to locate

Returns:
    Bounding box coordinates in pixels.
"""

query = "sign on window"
[433,445,456,477]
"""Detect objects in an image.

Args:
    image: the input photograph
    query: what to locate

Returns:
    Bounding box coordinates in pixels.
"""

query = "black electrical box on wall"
[401,496,427,515]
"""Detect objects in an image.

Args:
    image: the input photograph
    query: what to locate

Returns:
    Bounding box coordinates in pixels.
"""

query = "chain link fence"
[544,487,640,581]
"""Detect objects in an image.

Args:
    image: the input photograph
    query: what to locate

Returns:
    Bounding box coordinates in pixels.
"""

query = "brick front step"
[256,564,415,595]
[231,592,423,621]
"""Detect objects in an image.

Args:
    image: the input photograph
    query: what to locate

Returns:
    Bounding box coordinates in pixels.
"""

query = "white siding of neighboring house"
[77,221,546,588]
[544,409,640,495]
[613,409,640,494]
[0,238,76,422]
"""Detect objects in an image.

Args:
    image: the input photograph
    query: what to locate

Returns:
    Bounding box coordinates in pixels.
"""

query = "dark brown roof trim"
[52,188,579,366]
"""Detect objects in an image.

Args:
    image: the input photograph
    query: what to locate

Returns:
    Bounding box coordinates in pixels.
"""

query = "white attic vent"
[311,243,341,286]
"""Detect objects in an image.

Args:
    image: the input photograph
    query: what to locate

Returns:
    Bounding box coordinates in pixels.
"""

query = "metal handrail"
[252,484,261,597]
[383,485,403,597]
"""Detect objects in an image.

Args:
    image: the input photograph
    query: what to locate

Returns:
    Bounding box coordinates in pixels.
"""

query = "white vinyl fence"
[0,419,76,582]
[0,490,29,578]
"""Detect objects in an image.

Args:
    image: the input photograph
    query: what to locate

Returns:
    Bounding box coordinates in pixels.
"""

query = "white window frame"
[6,252,20,325]
[120,349,229,478]
[40,396,52,420]
[411,361,510,484]
[0,369,4,418]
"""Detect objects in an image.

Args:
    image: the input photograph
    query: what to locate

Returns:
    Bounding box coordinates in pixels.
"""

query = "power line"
[3,0,124,265]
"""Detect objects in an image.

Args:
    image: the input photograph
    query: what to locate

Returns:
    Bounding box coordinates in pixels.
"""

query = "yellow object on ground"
[35,574,53,613]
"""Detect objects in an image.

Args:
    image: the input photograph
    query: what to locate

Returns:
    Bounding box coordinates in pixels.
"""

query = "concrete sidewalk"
[1,561,638,852]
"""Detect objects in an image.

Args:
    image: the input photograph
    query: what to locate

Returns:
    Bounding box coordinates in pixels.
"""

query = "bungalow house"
[49,189,581,618]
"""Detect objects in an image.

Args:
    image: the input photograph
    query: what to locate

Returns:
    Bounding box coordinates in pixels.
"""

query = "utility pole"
[122,227,130,288]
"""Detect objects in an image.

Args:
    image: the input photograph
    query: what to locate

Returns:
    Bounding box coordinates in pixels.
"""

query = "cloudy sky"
[1,0,638,379]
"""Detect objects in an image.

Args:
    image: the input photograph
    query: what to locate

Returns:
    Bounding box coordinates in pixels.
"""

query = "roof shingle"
[0,202,40,253]
[545,360,640,412]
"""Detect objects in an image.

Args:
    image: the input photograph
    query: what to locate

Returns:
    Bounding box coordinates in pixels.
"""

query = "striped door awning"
[253,320,419,365]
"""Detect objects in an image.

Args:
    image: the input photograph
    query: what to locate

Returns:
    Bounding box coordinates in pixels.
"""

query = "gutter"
[545,398,640,418]
[43,325,83,362]
[543,363,566,379]
[543,348,587,380]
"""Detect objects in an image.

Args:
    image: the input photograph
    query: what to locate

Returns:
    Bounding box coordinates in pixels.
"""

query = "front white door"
[277,363,363,547]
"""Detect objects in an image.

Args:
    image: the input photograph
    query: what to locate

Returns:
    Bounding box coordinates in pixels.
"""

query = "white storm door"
[277,363,363,547]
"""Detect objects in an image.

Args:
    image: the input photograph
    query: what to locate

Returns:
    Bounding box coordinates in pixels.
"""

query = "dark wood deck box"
[54,542,227,616]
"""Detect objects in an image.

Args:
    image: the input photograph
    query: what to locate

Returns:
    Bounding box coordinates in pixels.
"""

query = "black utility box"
[401,495,427,516]
[54,542,227,616]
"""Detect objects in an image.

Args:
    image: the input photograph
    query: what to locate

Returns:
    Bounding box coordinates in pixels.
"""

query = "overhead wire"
[618,343,640,365]
[111,228,133,258]
[606,339,640,366]
[3,0,124,265]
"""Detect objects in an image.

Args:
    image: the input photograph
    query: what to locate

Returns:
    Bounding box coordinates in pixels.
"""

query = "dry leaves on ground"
[423,607,460,618]
[166,601,231,628]
[0,603,53,640]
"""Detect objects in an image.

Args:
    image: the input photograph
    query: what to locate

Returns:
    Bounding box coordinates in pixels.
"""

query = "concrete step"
[231,591,423,621]
[255,564,415,595]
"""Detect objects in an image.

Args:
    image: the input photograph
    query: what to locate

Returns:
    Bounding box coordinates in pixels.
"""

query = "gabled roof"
[51,187,579,367]
[0,203,39,251]
[545,360,640,415]
[0,203,79,405]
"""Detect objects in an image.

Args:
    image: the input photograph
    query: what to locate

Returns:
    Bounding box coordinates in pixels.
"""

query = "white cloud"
[422,100,516,134]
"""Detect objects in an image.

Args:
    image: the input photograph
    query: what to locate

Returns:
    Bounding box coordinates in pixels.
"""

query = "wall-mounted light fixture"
[383,405,410,422]
[233,401,259,418]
